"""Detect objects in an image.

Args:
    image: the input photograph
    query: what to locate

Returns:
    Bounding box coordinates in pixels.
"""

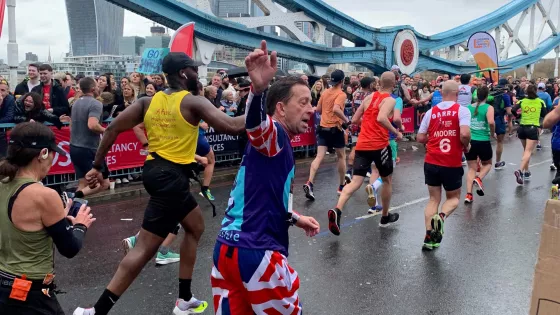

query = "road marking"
[355,197,429,220]
[316,196,430,237]
[530,159,552,168]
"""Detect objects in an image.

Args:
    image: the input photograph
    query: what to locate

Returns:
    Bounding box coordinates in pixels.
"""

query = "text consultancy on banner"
[22,121,317,176]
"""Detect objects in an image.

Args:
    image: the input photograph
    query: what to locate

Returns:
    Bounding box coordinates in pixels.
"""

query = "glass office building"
[65,0,124,56]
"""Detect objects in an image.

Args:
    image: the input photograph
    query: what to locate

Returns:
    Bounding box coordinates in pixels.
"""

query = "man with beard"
[73,52,246,315]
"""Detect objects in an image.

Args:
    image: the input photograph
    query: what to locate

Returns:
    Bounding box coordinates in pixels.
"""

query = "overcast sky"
[0,0,555,62]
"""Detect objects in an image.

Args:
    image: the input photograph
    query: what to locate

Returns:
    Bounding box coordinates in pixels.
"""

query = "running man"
[417,81,471,250]
[304,70,349,199]
[490,79,512,169]
[327,72,401,236]
[464,86,495,204]
[543,102,560,185]
[74,52,245,315]
[512,84,547,185]
[365,89,404,214]
[211,40,320,315]
[346,77,375,182]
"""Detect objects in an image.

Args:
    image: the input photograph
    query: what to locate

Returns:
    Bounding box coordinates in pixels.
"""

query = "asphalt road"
[57,134,554,315]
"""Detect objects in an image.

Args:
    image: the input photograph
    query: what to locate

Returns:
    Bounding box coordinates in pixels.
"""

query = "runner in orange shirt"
[327,72,402,235]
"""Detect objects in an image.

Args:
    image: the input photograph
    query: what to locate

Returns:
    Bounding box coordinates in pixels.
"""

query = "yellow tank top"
[144,91,198,164]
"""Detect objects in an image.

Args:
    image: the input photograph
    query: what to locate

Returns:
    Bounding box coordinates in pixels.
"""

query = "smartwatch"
[287,212,300,226]
[92,162,103,171]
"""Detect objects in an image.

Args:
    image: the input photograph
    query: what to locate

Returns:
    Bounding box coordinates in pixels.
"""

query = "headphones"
[41,149,49,160]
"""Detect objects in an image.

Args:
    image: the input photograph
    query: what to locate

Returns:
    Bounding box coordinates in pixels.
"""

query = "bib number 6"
[439,138,451,153]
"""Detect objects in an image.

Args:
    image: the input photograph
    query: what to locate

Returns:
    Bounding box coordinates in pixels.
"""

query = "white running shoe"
[73,307,96,315]
[115,178,121,184]
[172,297,209,314]
[122,178,129,184]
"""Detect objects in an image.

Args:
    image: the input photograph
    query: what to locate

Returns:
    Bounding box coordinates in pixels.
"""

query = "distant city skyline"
[0,0,547,62]
[66,0,124,56]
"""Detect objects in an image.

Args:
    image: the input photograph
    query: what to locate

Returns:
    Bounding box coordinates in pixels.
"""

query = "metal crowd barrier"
[0,122,319,188]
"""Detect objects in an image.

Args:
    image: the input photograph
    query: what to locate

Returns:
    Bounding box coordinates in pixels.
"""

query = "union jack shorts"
[210,242,303,315]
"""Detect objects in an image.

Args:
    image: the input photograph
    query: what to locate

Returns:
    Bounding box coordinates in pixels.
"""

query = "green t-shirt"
[518,98,545,126]
[468,103,490,141]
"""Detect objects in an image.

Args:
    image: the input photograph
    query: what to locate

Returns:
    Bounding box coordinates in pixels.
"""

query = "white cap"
[391,65,400,71]
[538,82,546,90]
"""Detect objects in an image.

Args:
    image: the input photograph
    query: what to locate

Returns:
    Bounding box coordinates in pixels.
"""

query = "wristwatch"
[287,212,300,226]
[92,162,103,171]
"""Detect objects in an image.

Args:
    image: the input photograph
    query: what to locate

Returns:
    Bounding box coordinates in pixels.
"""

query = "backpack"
[488,87,506,115]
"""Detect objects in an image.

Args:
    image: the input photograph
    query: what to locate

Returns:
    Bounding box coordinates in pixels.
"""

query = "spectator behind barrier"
[14,63,41,98]
[0,122,95,314]
[220,90,237,116]
[67,77,110,199]
[14,92,68,129]
[0,79,15,124]
[31,64,70,117]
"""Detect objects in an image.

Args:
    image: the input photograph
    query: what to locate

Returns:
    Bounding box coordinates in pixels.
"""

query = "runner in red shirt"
[327,72,402,235]
[417,81,471,250]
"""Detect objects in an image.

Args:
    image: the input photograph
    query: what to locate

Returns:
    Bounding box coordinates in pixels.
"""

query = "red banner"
[290,115,316,147]
[48,127,145,175]
[401,106,415,133]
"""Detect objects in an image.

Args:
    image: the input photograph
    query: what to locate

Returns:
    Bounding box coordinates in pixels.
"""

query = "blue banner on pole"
[138,48,170,74]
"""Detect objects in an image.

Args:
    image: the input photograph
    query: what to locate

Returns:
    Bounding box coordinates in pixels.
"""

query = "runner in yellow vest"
[74,53,246,315]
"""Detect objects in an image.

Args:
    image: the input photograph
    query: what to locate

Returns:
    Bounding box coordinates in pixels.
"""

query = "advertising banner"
[467,32,499,83]
[42,127,146,175]
[291,115,316,147]
[401,106,415,133]
[204,127,240,154]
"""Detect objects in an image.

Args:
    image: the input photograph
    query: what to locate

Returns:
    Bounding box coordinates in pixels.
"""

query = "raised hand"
[245,40,277,94]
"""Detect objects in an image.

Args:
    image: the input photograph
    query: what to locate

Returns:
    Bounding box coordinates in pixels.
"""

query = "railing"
[0,121,318,189]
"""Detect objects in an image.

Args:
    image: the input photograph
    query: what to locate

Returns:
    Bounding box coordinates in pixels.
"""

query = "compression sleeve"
[45,218,87,258]
[245,88,283,157]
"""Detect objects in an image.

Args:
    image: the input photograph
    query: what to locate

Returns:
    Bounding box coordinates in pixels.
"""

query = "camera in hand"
[68,198,88,217]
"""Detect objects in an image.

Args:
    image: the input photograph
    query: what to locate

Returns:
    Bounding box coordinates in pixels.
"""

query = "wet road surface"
[57,134,554,314]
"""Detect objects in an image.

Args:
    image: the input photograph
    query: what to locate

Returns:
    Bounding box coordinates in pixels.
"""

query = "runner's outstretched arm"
[244,89,284,157]
[193,96,246,135]
[544,105,560,129]
[377,98,399,135]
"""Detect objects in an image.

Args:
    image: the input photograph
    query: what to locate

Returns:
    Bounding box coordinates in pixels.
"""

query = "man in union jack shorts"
[211,41,320,314]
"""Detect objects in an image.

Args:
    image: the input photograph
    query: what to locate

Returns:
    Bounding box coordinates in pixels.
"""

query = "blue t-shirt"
[538,91,553,109]
[218,91,295,256]
[389,94,403,140]
[552,121,560,151]
[431,90,442,108]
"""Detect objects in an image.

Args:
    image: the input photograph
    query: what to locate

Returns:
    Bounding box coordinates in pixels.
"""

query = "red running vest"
[356,92,391,151]
[425,103,463,167]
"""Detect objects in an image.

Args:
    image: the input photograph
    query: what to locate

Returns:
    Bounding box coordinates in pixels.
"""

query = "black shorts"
[69,145,109,180]
[142,156,199,238]
[317,127,345,149]
[424,162,464,191]
[517,125,539,141]
[0,286,64,315]
[554,150,560,167]
[464,140,493,162]
[354,146,393,178]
